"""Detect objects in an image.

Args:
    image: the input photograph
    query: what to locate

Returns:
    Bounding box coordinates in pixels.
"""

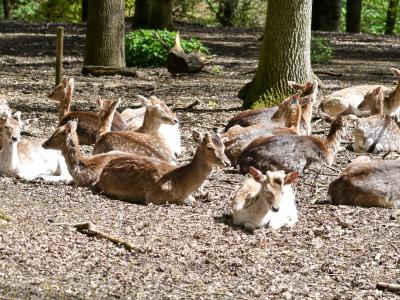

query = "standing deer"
[0,112,71,181]
[48,78,127,145]
[328,158,400,208]
[232,167,299,230]
[97,130,230,205]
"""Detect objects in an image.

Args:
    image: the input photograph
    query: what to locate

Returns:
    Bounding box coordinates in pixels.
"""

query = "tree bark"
[346,0,362,33]
[385,0,399,34]
[320,0,342,31]
[84,0,125,67]
[311,0,322,30]
[132,0,174,30]
[239,0,313,109]
[219,0,239,26]
[82,0,88,22]
[3,0,11,19]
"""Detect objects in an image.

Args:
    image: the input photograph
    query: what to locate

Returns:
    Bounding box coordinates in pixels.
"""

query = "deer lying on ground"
[94,96,177,164]
[97,130,230,205]
[121,98,181,156]
[232,167,299,230]
[0,112,71,181]
[223,95,302,165]
[224,81,318,132]
[353,86,400,153]
[42,119,133,187]
[48,78,127,145]
[328,157,400,208]
[238,116,348,174]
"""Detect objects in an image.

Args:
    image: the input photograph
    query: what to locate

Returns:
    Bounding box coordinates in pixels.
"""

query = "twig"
[238,69,256,75]
[314,70,343,77]
[54,221,135,251]
[311,129,325,134]
[154,32,170,50]
[323,164,341,173]
[376,282,400,292]
[206,185,237,190]
[173,99,200,111]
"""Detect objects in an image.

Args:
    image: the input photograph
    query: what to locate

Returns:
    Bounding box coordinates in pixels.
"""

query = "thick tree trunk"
[3,0,11,19]
[385,0,399,34]
[319,0,342,31]
[132,0,174,30]
[219,0,239,26]
[346,0,362,33]
[239,0,313,109]
[311,0,322,30]
[84,0,125,67]
[82,0,88,22]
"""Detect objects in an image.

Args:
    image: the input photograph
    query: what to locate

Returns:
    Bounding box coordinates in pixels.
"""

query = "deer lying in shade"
[328,157,400,208]
[225,81,318,132]
[0,112,71,181]
[97,130,230,205]
[42,119,133,187]
[48,78,127,145]
[232,167,299,230]
[353,86,400,153]
[94,96,177,164]
[237,116,348,174]
[223,95,303,165]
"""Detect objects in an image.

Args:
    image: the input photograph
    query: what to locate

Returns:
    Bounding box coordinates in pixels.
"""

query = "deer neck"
[385,81,400,113]
[97,114,114,139]
[61,135,85,178]
[325,125,346,156]
[286,108,301,134]
[0,141,21,173]
[300,103,312,134]
[164,148,212,199]
[58,93,71,123]
[137,110,161,135]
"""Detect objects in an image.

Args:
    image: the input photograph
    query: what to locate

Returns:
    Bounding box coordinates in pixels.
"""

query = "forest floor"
[0,21,399,299]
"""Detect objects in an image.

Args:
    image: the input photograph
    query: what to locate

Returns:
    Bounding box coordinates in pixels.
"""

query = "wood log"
[82,65,137,77]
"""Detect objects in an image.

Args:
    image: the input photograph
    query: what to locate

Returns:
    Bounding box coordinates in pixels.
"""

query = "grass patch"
[311,37,333,64]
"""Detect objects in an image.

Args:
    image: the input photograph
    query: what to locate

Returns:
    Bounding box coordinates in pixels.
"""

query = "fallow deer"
[0,112,71,181]
[42,119,133,187]
[328,158,400,208]
[232,167,299,230]
[93,95,177,164]
[238,116,348,174]
[97,130,230,205]
[354,86,400,153]
[223,95,302,165]
[224,81,318,132]
[48,78,127,145]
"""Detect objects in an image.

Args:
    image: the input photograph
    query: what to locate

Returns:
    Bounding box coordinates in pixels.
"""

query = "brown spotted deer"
[354,86,400,153]
[121,96,181,156]
[93,95,177,164]
[224,81,318,132]
[232,167,299,230]
[237,116,348,174]
[42,119,133,187]
[0,112,71,181]
[97,130,230,205]
[223,95,302,165]
[48,78,127,145]
[328,158,400,208]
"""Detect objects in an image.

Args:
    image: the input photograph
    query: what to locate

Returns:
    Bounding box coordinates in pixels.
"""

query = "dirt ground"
[0,21,399,299]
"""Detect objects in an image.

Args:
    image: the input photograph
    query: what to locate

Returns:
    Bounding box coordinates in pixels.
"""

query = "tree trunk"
[319,0,342,31]
[82,0,88,22]
[132,0,174,30]
[219,0,239,26]
[346,0,362,33]
[311,0,322,30]
[3,0,11,19]
[84,0,125,67]
[385,0,399,34]
[239,0,313,109]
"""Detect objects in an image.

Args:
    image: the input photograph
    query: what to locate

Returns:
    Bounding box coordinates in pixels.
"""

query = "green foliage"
[251,88,289,109]
[125,29,209,67]
[38,0,81,22]
[10,0,41,21]
[311,37,333,64]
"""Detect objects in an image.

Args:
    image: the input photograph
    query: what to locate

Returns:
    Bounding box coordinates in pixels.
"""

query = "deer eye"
[207,145,214,151]
[273,178,282,185]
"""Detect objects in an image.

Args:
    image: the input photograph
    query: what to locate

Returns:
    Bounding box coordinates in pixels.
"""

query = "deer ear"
[68,78,75,91]
[96,97,103,107]
[192,129,203,144]
[61,78,68,87]
[113,98,121,108]
[284,171,299,185]
[288,81,304,91]
[66,119,78,133]
[137,95,149,107]
[390,68,400,78]
[12,111,21,123]
[250,167,265,182]
[372,86,382,95]
[0,113,7,125]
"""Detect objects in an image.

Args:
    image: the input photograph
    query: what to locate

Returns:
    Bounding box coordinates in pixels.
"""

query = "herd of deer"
[0,68,399,231]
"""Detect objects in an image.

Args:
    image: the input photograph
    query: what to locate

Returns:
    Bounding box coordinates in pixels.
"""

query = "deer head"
[0,112,22,144]
[138,95,178,126]
[43,119,78,151]
[358,86,383,114]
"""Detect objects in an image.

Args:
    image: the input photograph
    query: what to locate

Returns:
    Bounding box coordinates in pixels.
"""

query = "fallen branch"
[82,65,137,77]
[173,99,200,111]
[314,70,343,77]
[377,282,400,292]
[323,164,341,173]
[55,221,135,251]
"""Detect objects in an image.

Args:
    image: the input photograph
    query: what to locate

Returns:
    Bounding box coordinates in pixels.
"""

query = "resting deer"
[121,98,181,156]
[0,112,71,181]
[224,81,318,132]
[238,116,348,174]
[97,130,230,205]
[93,95,177,164]
[223,95,302,165]
[328,158,400,208]
[48,78,127,145]
[354,86,400,153]
[232,167,299,230]
[42,119,133,187]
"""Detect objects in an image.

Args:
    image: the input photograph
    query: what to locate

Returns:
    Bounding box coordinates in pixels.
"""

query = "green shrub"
[125,29,209,67]
[251,88,290,109]
[311,37,333,64]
